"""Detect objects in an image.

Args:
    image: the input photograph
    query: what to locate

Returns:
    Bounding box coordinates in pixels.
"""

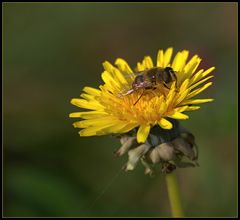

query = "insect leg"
[163,82,170,89]
[134,90,145,105]
[118,89,134,98]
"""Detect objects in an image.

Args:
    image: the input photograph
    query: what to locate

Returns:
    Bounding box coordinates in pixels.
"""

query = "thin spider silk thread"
[87,166,123,212]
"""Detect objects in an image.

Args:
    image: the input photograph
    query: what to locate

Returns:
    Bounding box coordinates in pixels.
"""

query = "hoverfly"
[121,67,177,105]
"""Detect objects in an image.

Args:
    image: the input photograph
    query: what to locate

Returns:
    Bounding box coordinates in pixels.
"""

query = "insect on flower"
[119,67,178,105]
[70,47,215,144]
[69,47,215,174]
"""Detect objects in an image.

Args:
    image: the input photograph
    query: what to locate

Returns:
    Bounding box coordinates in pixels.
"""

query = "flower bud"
[115,121,199,175]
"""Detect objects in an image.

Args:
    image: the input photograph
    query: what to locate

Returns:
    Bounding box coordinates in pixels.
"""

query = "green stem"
[165,172,184,217]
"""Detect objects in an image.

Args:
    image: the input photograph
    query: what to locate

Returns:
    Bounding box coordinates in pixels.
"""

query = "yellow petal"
[168,112,189,120]
[136,62,145,72]
[158,118,173,129]
[70,98,103,110]
[159,100,167,114]
[187,82,213,99]
[176,89,190,105]
[163,47,173,67]
[190,69,204,84]
[176,79,190,104]
[99,121,126,134]
[73,116,117,128]
[202,67,215,78]
[171,52,183,72]
[181,99,214,105]
[69,112,85,118]
[119,123,139,133]
[137,125,151,143]
[184,106,201,111]
[180,50,189,68]
[103,62,130,86]
[179,79,190,93]
[157,50,164,67]
[174,106,189,112]
[83,86,101,96]
[189,75,214,91]
[101,71,120,90]
[172,50,189,72]
[115,58,133,74]
[113,68,128,85]
[80,93,95,101]
[168,111,189,120]
[190,67,215,85]
[166,82,177,106]
[101,71,113,84]
[184,55,199,73]
[174,105,201,112]
[79,123,116,136]
[102,122,138,134]
[69,111,107,119]
[102,61,115,73]
[143,56,154,69]
[79,127,103,136]
[191,58,201,74]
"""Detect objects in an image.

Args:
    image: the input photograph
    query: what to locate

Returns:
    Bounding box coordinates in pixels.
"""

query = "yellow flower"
[69,48,215,143]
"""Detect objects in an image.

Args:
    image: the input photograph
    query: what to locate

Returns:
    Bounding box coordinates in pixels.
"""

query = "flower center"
[100,84,175,125]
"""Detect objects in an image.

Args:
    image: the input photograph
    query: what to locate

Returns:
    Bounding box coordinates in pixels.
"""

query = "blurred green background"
[3,2,237,217]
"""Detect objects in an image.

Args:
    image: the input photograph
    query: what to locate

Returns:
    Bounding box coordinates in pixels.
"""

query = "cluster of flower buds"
[114,119,199,175]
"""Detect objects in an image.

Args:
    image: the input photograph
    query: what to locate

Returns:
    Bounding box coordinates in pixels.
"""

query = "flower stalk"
[166,172,184,217]
[69,47,215,217]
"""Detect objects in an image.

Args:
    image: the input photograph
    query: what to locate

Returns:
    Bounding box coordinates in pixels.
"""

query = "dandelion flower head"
[70,48,215,143]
